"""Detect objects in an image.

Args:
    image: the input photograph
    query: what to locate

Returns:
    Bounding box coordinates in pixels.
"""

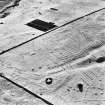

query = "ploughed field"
[0,0,105,105]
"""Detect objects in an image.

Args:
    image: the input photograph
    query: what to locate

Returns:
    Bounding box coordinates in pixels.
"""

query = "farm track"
[0,7,105,55]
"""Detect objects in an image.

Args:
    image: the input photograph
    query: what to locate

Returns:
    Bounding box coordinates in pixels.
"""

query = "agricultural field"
[0,0,105,105]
